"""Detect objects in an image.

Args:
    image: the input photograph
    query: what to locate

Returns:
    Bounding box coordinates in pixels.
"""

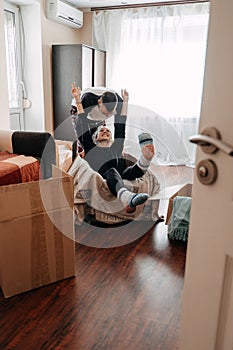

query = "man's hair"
[101,92,118,112]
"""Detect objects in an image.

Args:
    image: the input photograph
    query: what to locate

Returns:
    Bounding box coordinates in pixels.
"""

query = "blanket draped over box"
[68,156,161,224]
[167,196,192,242]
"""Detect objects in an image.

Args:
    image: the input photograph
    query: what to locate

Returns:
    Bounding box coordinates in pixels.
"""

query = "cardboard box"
[55,139,73,169]
[0,166,75,298]
[148,183,192,224]
[165,183,192,224]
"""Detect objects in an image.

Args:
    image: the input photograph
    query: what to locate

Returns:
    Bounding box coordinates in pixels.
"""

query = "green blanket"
[167,196,192,242]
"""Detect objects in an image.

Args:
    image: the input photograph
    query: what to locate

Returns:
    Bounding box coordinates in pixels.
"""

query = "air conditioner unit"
[46,0,83,29]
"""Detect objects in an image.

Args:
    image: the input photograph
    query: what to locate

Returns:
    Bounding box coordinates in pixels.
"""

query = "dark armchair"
[12,131,56,179]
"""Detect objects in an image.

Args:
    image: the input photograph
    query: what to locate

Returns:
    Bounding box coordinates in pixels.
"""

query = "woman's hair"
[92,125,113,147]
[101,92,118,112]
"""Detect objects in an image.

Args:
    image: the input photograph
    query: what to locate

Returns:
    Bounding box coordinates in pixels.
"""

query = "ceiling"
[66,0,186,11]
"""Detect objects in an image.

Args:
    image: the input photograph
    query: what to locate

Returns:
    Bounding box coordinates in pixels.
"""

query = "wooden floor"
[0,166,193,350]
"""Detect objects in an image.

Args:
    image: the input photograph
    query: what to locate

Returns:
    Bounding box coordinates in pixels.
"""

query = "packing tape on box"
[52,212,65,280]
[31,214,50,288]
[49,181,65,280]
[29,186,65,287]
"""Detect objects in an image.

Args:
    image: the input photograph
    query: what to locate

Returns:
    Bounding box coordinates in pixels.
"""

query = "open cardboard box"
[149,183,192,224]
[55,139,73,170]
[165,183,192,224]
[0,166,75,298]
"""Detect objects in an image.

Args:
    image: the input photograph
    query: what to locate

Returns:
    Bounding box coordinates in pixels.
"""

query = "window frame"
[4,0,24,130]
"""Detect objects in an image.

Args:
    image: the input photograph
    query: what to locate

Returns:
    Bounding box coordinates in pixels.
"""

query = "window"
[93,4,210,165]
[4,1,24,130]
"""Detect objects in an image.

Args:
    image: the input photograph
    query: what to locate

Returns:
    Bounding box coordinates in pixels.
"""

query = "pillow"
[0,130,13,153]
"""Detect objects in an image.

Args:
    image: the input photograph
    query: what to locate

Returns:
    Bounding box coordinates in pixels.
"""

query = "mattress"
[0,151,40,186]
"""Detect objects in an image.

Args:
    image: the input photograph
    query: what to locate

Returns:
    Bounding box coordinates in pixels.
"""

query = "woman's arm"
[113,115,127,155]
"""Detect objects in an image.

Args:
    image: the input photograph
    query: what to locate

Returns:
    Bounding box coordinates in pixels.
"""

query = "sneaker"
[125,193,149,213]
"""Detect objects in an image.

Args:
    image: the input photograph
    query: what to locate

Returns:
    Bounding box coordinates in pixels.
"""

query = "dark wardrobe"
[52,44,106,141]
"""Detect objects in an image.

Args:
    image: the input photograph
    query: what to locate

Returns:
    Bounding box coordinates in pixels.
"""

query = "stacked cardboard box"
[0,166,75,298]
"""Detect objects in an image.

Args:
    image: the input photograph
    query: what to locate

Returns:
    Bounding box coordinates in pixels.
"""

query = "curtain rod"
[91,0,209,11]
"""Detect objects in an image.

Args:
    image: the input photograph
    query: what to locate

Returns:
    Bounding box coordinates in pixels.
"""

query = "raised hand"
[71,82,81,101]
[121,89,129,102]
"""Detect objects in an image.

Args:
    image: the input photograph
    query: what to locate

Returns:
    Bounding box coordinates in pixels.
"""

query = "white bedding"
[68,155,161,224]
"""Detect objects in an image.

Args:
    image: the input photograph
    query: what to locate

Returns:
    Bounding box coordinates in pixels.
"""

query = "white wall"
[0,0,88,133]
[80,11,93,46]
[40,0,83,132]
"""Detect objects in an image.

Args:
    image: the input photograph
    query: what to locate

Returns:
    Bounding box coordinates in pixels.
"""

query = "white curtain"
[93,3,210,165]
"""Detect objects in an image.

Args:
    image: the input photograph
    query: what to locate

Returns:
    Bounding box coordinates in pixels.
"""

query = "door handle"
[189,127,233,156]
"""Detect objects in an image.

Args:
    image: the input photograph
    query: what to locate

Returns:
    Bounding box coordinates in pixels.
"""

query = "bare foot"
[142,144,155,160]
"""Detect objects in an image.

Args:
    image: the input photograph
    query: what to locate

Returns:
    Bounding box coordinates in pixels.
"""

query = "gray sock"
[117,187,134,206]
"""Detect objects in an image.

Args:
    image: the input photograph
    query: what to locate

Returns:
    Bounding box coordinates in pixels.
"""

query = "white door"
[180,1,233,349]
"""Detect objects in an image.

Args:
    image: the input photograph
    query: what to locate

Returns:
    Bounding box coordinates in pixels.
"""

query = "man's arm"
[70,83,84,139]
[120,89,129,116]
[114,89,129,117]
[71,82,85,113]
[70,83,95,154]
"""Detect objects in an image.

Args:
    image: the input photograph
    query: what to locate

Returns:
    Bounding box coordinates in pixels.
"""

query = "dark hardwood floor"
[0,166,193,350]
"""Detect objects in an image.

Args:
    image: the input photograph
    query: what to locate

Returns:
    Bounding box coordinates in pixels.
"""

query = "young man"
[70,83,129,154]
